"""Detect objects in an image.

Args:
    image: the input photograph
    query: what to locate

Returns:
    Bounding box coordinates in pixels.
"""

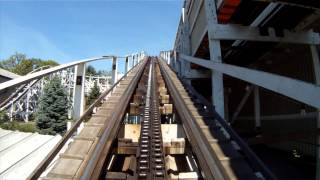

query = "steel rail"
[158,58,224,180]
[137,62,153,178]
[83,59,148,179]
[27,59,143,180]
[150,60,166,178]
[137,59,166,178]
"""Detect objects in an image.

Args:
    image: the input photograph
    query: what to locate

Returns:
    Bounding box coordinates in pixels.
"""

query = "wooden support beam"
[73,63,86,121]
[254,86,261,129]
[111,56,118,85]
[231,86,254,123]
[204,0,225,118]
[0,56,107,92]
[310,45,320,180]
[179,53,320,109]
[209,24,320,45]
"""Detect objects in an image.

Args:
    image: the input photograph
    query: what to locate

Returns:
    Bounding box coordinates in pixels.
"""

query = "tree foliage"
[87,81,101,106]
[86,65,97,76]
[0,111,9,124]
[36,76,69,135]
[0,52,59,75]
[85,65,112,76]
[0,122,37,133]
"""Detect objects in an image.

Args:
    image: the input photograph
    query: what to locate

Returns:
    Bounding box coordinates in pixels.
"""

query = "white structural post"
[125,56,129,74]
[72,63,86,120]
[132,55,135,67]
[133,55,136,66]
[10,101,14,121]
[204,0,225,118]
[25,89,30,122]
[111,56,118,84]
[166,51,168,61]
[173,51,177,71]
[181,7,192,81]
[254,85,261,129]
[311,45,320,180]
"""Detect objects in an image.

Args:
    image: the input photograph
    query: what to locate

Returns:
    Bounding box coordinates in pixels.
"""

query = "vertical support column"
[181,7,192,81]
[72,63,86,120]
[111,56,118,85]
[136,54,139,64]
[180,8,193,85]
[10,101,14,122]
[173,51,177,72]
[311,45,320,180]
[254,85,261,130]
[125,56,129,74]
[132,55,135,67]
[134,54,137,66]
[204,0,225,118]
[25,89,30,122]
[137,54,140,64]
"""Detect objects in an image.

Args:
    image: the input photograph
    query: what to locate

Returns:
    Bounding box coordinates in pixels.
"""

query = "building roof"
[0,128,61,179]
[0,68,20,79]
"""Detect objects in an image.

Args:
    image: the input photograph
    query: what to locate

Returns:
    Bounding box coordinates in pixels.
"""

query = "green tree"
[0,52,26,71]
[0,110,9,124]
[0,53,59,75]
[30,58,59,69]
[36,76,69,135]
[12,59,34,75]
[87,81,101,105]
[86,65,97,76]
[97,70,112,76]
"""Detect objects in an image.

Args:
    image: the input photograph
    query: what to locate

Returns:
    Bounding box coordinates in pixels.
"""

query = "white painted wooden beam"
[204,0,225,118]
[0,56,108,91]
[210,24,320,45]
[179,53,320,108]
[111,56,118,85]
[73,63,86,121]
[125,56,129,74]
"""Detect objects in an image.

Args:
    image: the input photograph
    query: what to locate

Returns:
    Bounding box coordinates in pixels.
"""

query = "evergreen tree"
[86,65,97,76]
[36,76,69,135]
[87,81,101,105]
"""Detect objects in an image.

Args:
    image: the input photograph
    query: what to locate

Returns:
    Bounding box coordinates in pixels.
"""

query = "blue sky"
[0,0,182,72]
